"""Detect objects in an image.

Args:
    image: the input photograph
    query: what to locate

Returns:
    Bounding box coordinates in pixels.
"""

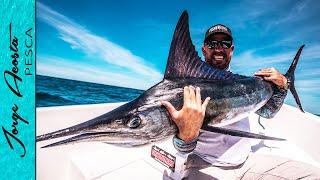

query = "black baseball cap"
[204,24,233,42]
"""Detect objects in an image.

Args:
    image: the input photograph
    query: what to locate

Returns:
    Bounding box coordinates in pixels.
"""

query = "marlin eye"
[128,117,141,128]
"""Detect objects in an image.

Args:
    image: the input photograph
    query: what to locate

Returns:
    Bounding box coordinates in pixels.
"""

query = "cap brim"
[204,32,233,42]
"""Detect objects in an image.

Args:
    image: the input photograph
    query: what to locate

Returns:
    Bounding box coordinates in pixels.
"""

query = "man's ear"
[202,45,207,56]
[230,45,234,57]
[231,45,234,51]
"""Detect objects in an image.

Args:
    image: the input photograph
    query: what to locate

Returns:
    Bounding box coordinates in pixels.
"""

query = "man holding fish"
[162,24,319,179]
[36,11,320,179]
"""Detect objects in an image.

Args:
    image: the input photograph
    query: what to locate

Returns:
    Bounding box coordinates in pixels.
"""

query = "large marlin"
[37,11,304,148]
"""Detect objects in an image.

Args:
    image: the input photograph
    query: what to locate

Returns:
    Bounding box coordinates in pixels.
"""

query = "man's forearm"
[255,85,288,118]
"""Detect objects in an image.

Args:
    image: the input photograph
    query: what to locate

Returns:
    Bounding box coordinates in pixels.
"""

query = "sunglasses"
[204,40,232,49]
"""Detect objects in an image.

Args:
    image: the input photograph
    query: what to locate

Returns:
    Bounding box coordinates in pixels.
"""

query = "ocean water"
[36,75,144,107]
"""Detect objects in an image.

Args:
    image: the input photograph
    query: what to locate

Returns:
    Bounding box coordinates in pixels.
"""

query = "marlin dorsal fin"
[164,11,241,80]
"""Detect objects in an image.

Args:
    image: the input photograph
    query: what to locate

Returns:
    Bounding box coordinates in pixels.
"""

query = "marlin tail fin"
[285,45,305,112]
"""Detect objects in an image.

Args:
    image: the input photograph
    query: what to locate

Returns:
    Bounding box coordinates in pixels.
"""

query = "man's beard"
[206,53,230,70]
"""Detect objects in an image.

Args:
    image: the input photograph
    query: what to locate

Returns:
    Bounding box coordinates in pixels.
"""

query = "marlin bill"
[37,11,305,148]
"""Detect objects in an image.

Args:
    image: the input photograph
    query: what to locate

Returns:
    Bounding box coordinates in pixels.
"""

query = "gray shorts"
[180,153,320,180]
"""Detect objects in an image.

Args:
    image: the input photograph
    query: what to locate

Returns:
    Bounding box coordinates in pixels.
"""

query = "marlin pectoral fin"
[202,125,286,141]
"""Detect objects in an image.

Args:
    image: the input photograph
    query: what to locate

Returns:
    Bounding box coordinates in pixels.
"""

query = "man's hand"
[254,67,287,89]
[161,86,210,142]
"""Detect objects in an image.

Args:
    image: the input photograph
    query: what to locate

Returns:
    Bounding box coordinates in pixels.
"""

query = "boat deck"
[36,103,320,180]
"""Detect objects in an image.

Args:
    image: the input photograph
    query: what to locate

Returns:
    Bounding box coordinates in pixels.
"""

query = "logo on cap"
[209,25,228,33]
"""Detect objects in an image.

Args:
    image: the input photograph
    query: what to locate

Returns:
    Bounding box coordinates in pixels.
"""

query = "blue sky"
[36,0,320,114]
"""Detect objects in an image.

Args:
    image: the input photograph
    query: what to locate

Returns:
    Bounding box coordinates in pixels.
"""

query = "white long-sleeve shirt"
[193,118,251,166]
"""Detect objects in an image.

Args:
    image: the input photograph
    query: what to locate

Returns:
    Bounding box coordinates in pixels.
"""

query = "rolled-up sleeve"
[255,85,288,119]
[172,135,198,153]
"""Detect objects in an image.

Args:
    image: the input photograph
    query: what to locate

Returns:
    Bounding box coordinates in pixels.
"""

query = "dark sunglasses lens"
[206,41,218,48]
[221,41,232,48]
[206,40,232,49]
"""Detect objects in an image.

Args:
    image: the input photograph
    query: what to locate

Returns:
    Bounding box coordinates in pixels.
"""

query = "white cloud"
[232,50,293,72]
[37,55,158,90]
[37,2,162,83]
[233,44,320,72]
[300,71,320,77]
[296,79,320,92]
[264,0,311,31]
[273,0,310,25]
